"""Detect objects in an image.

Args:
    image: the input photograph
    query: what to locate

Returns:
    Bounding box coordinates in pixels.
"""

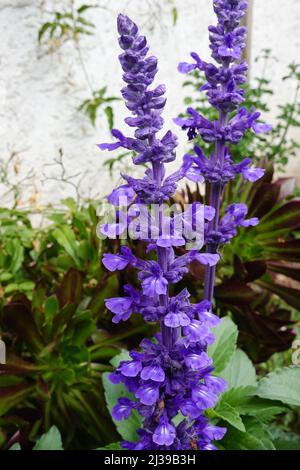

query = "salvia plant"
[176,0,271,306]
[99,0,271,451]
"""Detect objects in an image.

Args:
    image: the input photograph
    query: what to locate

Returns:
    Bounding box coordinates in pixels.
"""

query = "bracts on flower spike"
[177,0,271,304]
[99,14,226,450]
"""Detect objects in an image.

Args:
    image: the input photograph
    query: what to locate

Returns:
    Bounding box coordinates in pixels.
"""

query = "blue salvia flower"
[176,0,271,304]
[99,14,226,450]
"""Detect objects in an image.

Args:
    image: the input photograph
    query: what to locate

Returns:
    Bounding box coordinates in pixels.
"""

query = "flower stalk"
[177,0,271,306]
[99,13,227,450]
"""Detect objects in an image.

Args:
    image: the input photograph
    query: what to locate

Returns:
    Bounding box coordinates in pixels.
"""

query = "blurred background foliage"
[0,0,299,451]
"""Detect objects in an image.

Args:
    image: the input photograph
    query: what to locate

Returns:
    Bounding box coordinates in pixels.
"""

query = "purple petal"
[205,376,227,394]
[178,62,197,74]
[180,399,202,419]
[100,222,127,238]
[203,424,227,441]
[112,398,134,421]
[153,416,176,446]
[185,167,205,183]
[184,352,213,370]
[164,312,190,328]
[141,365,165,382]
[107,185,135,206]
[252,122,272,134]
[242,167,265,182]
[204,205,216,221]
[120,360,142,377]
[240,217,259,227]
[102,253,129,271]
[192,386,218,410]
[135,384,159,405]
[97,142,122,151]
[105,297,132,315]
[183,320,211,343]
[194,253,220,266]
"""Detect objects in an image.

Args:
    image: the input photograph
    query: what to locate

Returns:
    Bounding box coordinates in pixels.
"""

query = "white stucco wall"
[0,0,299,208]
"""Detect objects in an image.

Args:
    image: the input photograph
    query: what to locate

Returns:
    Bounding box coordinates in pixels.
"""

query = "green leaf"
[61,197,77,212]
[220,349,256,388]
[256,366,300,406]
[104,106,114,129]
[77,4,96,14]
[96,442,122,450]
[222,418,276,450]
[38,22,53,43]
[19,281,35,292]
[103,351,141,441]
[208,317,238,373]
[0,384,34,417]
[7,239,24,273]
[269,427,300,450]
[213,402,245,432]
[236,398,286,422]
[33,426,63,450]
[172,7,178,25]
[52,226,81,267]
[9,443,21,450]
[110,350,130,368]
[44,295,59,322]
[0,272,13,282]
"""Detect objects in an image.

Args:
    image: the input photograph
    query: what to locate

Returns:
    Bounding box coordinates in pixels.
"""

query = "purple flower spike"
[98,12,230,450]
[176,0,270,320]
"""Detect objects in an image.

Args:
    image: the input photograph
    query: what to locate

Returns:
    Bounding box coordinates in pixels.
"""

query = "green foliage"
[38,3,118,129]
[257,366,300,406]
[33,426,63,451]
[78,87,120,128]
[0,199,155,450]
[207,317,238,373]
[220,349,256,388]
[10,426,64,450]
[97,442,122,450]
[103,151,134,177]
[103,351,142,442]
[38,4,97,45]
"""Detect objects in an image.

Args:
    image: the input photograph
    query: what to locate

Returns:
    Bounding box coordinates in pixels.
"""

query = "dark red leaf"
[257,200,300,233]
[56,268,84,308]
[257,278,300,310]
[2,300,44,353]
[215,281,257,304]
[268,261,300,282]
[261,239,300,262]
[248,183,280,218]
